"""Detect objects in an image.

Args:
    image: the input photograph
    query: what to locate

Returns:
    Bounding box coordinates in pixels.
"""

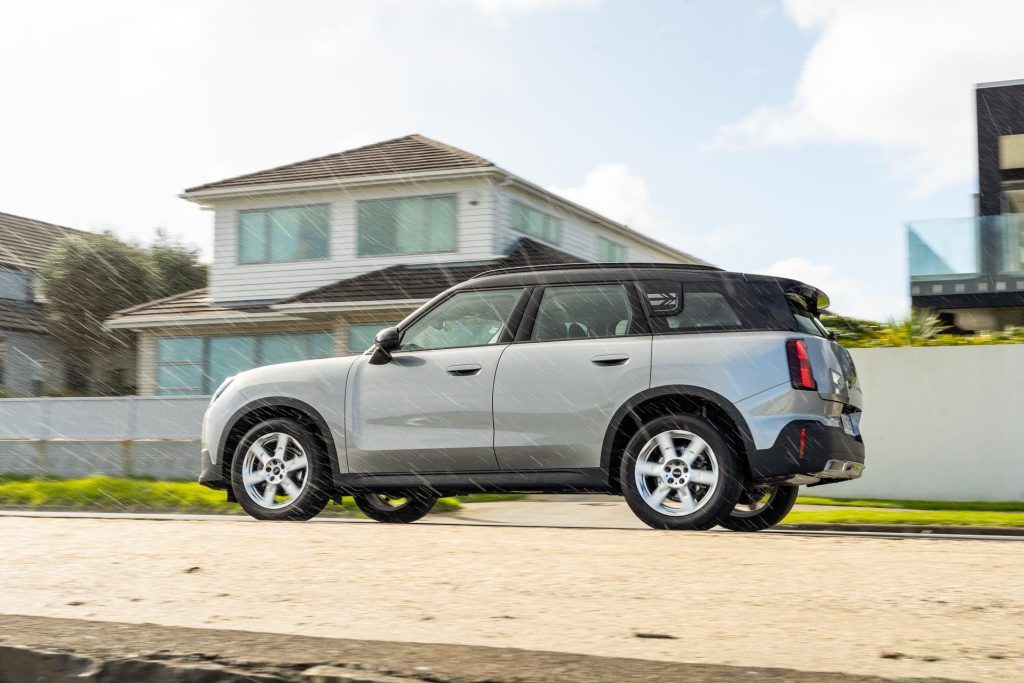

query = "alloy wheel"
[241,432,310,509]
[634,430,720,517]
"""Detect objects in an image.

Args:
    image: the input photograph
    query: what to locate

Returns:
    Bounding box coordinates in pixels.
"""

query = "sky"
[3,0,1024,320]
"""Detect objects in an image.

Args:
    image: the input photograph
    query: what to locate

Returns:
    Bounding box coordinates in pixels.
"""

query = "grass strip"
[784,508,1024,527]
[0,475,461,516]
[796,496,1024,512]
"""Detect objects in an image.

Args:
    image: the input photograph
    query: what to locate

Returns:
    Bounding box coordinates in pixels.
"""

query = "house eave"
[104,311,298,331]
[179,167,501,205]
[270,299,428,315]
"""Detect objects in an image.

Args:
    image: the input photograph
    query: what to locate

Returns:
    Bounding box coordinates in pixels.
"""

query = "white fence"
[0,397,208,480]
[0,346,1022,501]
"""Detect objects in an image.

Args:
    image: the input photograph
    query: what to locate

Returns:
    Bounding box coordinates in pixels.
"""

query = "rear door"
[492,282,652,470]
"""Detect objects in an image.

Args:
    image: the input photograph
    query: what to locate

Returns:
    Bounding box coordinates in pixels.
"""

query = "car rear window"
[786,293,830,337]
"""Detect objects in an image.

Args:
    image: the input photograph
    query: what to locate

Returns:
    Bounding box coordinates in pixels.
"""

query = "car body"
[200,263,864,530]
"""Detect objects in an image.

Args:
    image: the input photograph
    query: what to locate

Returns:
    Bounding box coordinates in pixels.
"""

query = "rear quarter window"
[641,280,785,333]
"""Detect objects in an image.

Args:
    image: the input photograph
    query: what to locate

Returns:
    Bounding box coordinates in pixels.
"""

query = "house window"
[348,323,398,354]
[155,332,333,395]
[598,236,628,262]
[511,200,560,244]
[357,195,457,256]
[238,204,330,264]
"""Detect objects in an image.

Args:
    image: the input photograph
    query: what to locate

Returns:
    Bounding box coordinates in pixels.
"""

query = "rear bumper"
[748,420,865,487]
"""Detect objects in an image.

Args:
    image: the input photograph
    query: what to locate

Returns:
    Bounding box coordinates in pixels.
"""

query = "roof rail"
[470,261,723,280]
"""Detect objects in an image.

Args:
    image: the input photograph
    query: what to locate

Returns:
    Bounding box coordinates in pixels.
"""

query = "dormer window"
[357,194,457,256]
[238,204,330,264]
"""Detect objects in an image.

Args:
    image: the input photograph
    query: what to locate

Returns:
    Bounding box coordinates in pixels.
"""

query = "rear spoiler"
[780,280,830,315]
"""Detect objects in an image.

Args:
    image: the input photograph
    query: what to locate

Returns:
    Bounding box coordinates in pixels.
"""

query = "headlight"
[210,376,235,405]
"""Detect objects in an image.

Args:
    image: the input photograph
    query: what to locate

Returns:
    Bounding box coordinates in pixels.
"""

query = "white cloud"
[0,0,601,258]
[761,257,906,320]
[466,0,600,23]
[714,0,1024,195]
[549,163,670,237]
[548,164,753,266]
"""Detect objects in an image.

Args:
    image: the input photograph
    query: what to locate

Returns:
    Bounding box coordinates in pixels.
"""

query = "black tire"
[231,417,331,521]
[718,485,799,532]
[354,492,437,523]
[620,414,743,531]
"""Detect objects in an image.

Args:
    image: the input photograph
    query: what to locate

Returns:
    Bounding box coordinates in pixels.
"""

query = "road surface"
[0,504,1021,682]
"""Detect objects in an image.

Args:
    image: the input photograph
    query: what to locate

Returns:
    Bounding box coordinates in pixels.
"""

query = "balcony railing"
[908,215,1024,281]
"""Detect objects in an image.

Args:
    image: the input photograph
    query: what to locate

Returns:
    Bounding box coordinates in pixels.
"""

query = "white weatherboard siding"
[208,178,498,303]
[493,186,684,264]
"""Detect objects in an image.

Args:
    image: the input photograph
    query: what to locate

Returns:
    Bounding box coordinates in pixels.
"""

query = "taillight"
[786,339,817,391]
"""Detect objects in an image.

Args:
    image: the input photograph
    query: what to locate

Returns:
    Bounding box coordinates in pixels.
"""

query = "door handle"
[591,354,630,366]
[447,363,482,376]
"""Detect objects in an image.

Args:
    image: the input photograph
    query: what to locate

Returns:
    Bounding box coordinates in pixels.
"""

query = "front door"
[345,287,527,474]
[493,283,652,471]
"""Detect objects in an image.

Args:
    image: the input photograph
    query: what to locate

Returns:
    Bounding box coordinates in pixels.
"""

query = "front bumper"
[748,420,865,487]
[198,448,226,490]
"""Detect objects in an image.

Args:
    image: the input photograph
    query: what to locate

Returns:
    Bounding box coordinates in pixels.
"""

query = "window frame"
[392,286,532,354]
[155,331,333,395]
[514,281,650,343]
[237,204,331,265]
[510,200,562,245]
[355,193,459,258]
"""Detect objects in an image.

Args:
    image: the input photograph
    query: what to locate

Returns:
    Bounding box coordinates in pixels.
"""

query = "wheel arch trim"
[600,385,756,475]
[218,396,343,488]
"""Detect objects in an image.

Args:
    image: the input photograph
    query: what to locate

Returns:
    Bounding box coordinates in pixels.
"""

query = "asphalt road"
[1,502,1021,682]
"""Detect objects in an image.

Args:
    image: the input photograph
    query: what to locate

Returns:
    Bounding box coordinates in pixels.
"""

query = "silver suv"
[200,264,864,531]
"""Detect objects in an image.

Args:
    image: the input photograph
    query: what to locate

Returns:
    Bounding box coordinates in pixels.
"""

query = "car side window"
[644,280,778,333]
[399,288,525,351]
[531,284,633,341]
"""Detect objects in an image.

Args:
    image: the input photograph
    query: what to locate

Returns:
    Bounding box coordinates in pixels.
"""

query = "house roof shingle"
[107,288,271,322]
[107,239,579,326]
[0,211,81,271]
[185,134,494,194]
[280,238,579,305]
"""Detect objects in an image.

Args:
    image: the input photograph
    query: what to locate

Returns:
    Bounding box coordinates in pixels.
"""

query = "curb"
[0,645,420,683]
[778,523,1024,536]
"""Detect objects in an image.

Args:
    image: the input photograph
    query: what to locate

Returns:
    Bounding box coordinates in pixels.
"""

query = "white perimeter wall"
[842,346,1024,502]
[0,346,1022,501]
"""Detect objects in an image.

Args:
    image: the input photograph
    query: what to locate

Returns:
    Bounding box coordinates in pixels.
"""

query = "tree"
[149,228,207,299]
[40,230,207,394]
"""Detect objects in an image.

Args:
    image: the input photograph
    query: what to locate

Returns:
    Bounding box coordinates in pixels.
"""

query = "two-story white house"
[107,134,706,396]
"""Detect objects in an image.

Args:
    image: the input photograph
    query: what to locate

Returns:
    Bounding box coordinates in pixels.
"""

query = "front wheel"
[231,418,331,521]
[354,492,437,523]
[620,414,742,530]
[718,485,799,532]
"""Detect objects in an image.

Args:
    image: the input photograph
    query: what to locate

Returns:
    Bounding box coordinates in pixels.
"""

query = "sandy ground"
[0,514,1021,682]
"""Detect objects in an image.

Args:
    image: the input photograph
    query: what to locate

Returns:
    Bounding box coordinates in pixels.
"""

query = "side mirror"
[375,326,400,351]
[368,326,400,365]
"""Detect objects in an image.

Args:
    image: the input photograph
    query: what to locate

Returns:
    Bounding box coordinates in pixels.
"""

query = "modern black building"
[909,80,1024,331]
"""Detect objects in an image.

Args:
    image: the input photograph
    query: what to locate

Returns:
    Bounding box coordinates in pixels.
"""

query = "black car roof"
[457,262,780,289]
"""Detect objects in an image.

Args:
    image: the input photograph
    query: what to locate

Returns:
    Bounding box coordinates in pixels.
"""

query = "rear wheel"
[354,492,437,523]
[231,418,331,521]
[620,414,742,531]
[718,485,799,532]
